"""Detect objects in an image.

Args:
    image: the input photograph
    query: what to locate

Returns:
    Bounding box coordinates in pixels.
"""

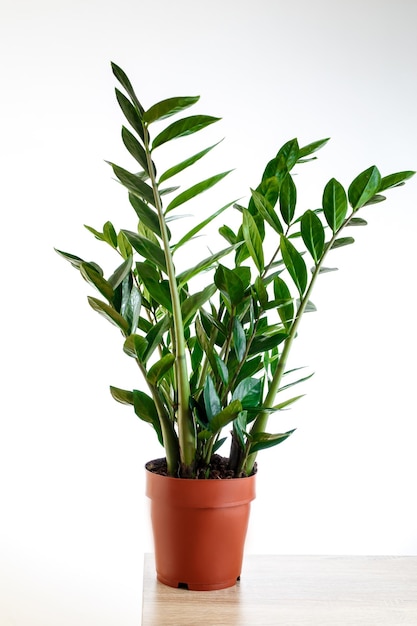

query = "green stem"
[143,125,196,474]
[246,213,355,473]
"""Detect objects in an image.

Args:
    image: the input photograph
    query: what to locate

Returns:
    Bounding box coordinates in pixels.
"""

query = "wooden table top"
[142,553,417,625]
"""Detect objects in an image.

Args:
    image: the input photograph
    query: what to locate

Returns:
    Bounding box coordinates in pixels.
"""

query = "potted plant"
[56,62,414,590]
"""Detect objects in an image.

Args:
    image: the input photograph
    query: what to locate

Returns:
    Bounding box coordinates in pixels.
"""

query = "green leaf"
[128,194,164,239]
[203,376,221,421]
[159,141,222,184]
[279,173,297,225]
[272,395,304,410]
[143,96,200,124]
[177,244,240,286]
[121,126,149,173]
[250,188,283,234]
[110,386,134,405]
[379,170,415,191]
[280,235,307,295]
[80,263,114,301]
[173,200,235,252]
[152,115,220,150]
[330,236,354,250]
[214,353,229,385]
[248,332,287,355]
[87,296,130,333]
[55,248,84,269]
[143,315,171,362]
[111,62,145,115]
[123,334,148,361]
[275,138,299,173]
[232,377,263,409]
[165,171,232,213]
[242,209,264,273]
[300,210,325,264]
[133,390,159,422]
[181,284,217,324]
[254,276,268,308]
[347,217,368,226]
[114,88,144,141]
[249,429,295,453]
[348,165,381,210]
[233,317,246,362]
[209,400,243,433]
[147,353,175,385]
[214,265,245,306]
[322,178,348,232]
[122,230,167,273]
[298,138,330,160]
[121,281,141,334]
[273,276,294,330]
[108,256,133,290]
[108,162,155,206]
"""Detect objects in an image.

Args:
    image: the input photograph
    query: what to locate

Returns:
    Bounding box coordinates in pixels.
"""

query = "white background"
[1,0,416,624]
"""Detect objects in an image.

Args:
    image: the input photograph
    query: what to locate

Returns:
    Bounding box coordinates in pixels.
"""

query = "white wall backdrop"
[1,0,416,624]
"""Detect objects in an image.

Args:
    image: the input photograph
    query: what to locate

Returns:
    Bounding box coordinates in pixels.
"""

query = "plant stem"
[143,126,196,475]
[245,213,355,473]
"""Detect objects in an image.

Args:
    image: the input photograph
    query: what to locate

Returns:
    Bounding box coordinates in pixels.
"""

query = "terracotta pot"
[145,464,256,591]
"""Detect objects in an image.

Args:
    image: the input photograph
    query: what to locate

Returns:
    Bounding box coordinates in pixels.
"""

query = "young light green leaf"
[322,178,347,232]
[110,386,134,405]
[300,210,325,264]
[348,165,381,210]
[280,235,307,295]
[143,96,200,124]
[152,115,220,150]
[242,209,264,273]
[159,141,223,184]
[165,171,232,213]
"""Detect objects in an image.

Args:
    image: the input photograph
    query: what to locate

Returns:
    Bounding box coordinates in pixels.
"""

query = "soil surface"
[146,454,257,479]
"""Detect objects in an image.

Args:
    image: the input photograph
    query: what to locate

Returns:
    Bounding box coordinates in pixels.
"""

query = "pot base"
[156,572,240,591]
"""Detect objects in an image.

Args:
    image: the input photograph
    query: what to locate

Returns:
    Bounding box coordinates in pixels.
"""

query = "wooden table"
[142,553,417,625]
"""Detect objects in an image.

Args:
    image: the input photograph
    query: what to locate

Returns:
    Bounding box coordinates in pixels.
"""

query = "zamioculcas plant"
[56,63,414,479]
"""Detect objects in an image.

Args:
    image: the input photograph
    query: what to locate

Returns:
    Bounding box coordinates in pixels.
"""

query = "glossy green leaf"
[322,178,347,232]
[108,162,155,206]
[110,386,134,405]
[248,332,287,355]
[128,194,164,239]
[348,165,381,210]
[280,235,307,295]
[203,376,221,421]
[173,200,235,252]
[122,126,149,173]
[55,248,84,269]
[232,377,263,409]
[278,371,314,393]
[152,115,220,150]
[249,429,295,453]
[122,230,167,273]
[214,265,245,306]
[147,353,175,385]
[272,395,304,410]
[165,171,232,213]
[209,400,243,433]
[143,315,170,362]
[111,62,145,115]
[300,210,325,264]
[80,263,114,301]
[276,139,299,173]
[214,353,229,385]
[143,96,200,124]
[251,189,283,234]
[177,244,240,286]
[348,217,368,226]
[363,194,386,206]
[273,276,294,330]
[279,173,297,225]
[379,170,415,191]
[108,256,133,290]
[123,334,148,361]
[330,236,354,250]
[121,281,141,334]
[133,390,159,423]
[242,209,264,273]
[159,141,222,184]
[254,276,268,308]
[87,297,130,333]
[298,138,330,160]
[114,88,144,140]
[233,318,246,362]
[181,284,217,324]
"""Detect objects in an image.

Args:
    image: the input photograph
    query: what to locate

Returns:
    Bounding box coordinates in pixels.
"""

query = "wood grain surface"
[142,553,417,625]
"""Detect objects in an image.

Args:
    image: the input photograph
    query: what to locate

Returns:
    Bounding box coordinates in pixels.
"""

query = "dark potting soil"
[146,454,257,479]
